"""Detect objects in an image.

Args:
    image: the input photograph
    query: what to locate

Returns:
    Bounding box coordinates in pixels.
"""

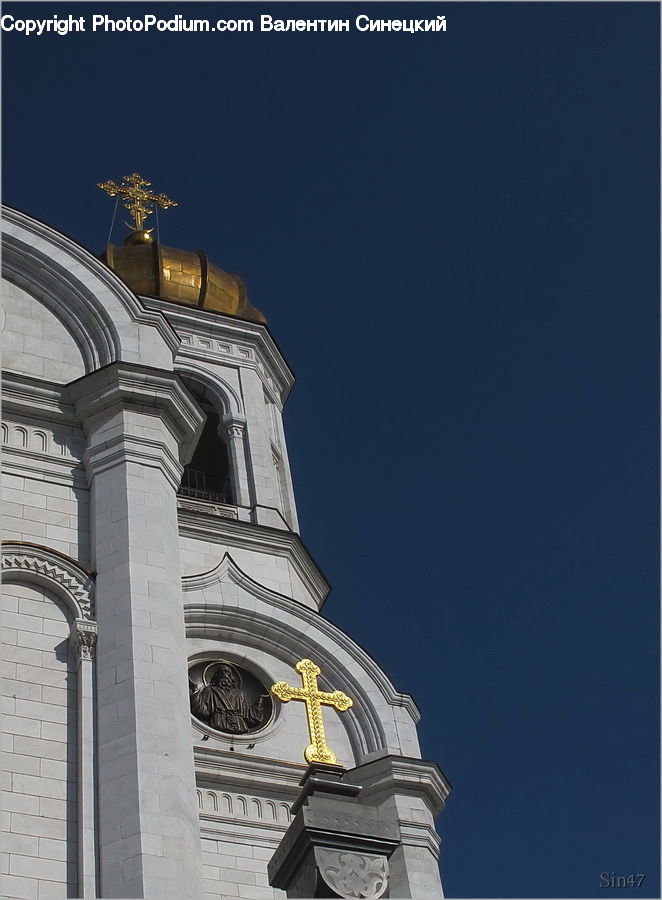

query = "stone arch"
[176,361,243,418]
[1,542,95,621]
[1,545,102,893]
[2,206,179,372]
[1,577,80,894]
[183,554,422,763]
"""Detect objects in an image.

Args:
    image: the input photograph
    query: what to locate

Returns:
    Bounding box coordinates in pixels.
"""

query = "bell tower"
[1,177,451,899]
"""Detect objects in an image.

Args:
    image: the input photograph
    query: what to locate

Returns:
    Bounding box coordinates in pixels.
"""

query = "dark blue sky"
[3,3,659,897]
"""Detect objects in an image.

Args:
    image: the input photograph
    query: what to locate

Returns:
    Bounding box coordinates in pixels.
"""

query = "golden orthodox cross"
[271,658,353,766]
[98,173,177,233]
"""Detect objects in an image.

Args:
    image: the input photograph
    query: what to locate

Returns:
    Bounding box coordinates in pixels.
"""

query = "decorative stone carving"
[196,788,291,822]
[71,619,98,662]
[317,849,389,900]
[176,496,238,519]
[2,421,84,460]
[225,424,245,441]
[2,548,95,620]
[189,660,272,735]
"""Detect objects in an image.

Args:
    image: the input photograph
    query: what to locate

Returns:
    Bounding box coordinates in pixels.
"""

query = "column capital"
[70,618,98,665]
[221,412,247,439]
[220,413,252,505]
[69,362,205,457]
[69,363,205,487]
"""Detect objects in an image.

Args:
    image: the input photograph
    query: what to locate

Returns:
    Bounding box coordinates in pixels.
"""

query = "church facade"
[1,193,450,899]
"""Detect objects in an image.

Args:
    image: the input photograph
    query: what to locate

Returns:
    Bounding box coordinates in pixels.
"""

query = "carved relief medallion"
[188,660,272,735]
[316,849,389,900]
[315,848,388,900]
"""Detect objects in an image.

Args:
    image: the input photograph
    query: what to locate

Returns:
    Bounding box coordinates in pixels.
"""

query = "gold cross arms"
[270,658,352,766]
[98,173,177,234]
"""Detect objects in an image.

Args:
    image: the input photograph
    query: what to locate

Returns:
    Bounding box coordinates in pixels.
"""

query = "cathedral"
[1,176,451,899]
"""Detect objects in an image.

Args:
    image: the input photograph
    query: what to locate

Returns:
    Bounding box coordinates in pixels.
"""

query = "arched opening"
[179,391,233,504]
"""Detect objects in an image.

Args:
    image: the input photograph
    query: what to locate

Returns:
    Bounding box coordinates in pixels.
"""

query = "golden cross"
[271,658,353,766]
[98,173,177,233]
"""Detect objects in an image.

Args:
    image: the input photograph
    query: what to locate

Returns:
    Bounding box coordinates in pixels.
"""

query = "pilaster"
[70,619,98,898]
[239,366,284,528]
[70,363,205,898]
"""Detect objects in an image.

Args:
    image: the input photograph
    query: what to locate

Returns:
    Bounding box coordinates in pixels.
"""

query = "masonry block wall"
[1,582,78,900]
[2,280,86,383]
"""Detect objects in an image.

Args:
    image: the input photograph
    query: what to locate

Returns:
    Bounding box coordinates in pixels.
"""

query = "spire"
[98,172,177,244]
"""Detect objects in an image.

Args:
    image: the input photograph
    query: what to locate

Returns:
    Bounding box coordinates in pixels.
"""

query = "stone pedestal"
[268,764,400,899]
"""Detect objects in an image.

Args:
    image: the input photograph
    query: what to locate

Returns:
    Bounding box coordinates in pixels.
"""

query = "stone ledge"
[179,520,330,611]
[343,754,452,817]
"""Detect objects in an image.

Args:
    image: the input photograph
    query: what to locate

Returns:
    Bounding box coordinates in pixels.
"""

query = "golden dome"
[101,235,266,324]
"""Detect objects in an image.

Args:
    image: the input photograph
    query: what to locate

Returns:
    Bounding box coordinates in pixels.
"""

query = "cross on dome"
[98,172,177,237]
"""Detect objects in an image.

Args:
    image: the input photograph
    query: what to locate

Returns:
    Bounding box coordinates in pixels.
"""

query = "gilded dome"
[101,236,266,324]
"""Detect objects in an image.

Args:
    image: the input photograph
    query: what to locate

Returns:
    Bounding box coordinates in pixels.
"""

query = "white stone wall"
[166,311,299,531]
[1,581,77,899]
[1,280,86,383]
[180,536,304,603]
[2,420,85,463]
[2,472,90,568]
[201,837,283,900]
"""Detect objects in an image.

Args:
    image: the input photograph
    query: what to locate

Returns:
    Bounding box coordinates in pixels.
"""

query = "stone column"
[70,363,204,899]
[71,618,98,898]
[221,413,252,507]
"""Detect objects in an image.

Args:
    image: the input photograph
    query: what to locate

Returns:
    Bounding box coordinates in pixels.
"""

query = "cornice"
[2,448,85,488]
[68,362,205,457]
[178,508,330,610]
[199,820,287,849]
[194,746,306,793]
[82,434,184,491]
[398,821,442,857]
[343,755,452,817]
[138,295,295,404]
[1,373,79,425]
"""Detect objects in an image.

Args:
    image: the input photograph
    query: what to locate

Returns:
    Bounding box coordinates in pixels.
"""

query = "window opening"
[178,398,233,504]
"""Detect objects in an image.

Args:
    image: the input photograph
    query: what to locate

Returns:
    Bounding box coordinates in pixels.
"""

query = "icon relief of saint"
[189,662,268,734]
